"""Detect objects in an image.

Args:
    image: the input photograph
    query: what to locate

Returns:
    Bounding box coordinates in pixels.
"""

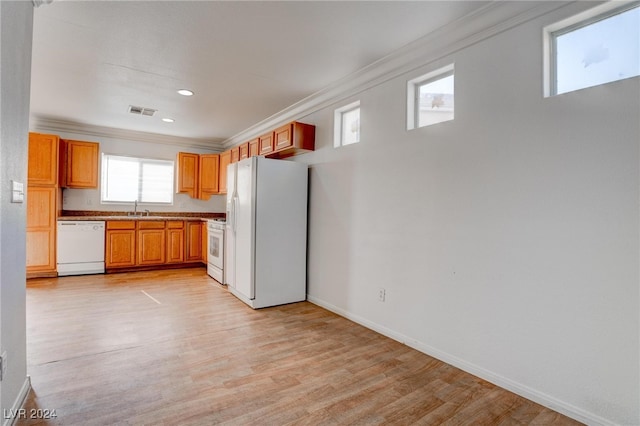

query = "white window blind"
[101,154,174,204]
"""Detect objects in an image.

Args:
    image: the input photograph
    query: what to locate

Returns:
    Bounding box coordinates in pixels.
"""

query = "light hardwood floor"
[19,268,582,425]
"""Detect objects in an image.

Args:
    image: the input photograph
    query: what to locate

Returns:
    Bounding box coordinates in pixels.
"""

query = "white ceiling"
[30,1,491,147]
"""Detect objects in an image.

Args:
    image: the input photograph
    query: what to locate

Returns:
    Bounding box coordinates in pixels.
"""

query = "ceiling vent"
[128,105,156,117]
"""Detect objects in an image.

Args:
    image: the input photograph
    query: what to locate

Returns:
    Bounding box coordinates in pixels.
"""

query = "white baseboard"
[306,295,615,426]
[2,375,31,426]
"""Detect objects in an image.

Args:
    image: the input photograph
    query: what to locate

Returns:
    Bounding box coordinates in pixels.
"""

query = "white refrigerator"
[225,156,308,309]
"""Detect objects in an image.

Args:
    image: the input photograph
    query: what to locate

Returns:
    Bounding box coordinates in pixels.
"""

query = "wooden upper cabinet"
[274,123,294,151]
[28,132,59,186]
[230,147,240,164]
[270,122,316,159]
[239,142,249,160]
[248,138,259,157]
[176,152,199,198]
[258,132,274,155]
[60,139,99,188]
[218,151,231,195]
[198,154,220,200]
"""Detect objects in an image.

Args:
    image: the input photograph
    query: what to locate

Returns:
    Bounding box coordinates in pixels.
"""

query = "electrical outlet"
[0,351,6,381]
[378,288,386,302]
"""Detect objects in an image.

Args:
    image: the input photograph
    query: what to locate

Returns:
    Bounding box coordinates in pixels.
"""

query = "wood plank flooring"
[18,268,582,425]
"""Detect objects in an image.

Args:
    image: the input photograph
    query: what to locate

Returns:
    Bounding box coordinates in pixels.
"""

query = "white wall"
[297,3,639,425]
[0,0,33,420]
[29,129,227,214]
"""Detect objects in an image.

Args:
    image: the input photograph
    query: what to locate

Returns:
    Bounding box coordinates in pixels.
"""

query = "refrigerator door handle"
[226,201,233,232]
[233,196,239,234]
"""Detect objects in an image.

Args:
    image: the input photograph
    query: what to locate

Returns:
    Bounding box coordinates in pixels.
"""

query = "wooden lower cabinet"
[166,221,185,264]
[185,221,202,262]
[201,222,208,263]
[26,186,58,277]
[106,220,202,271]
[106,221,136,268]
[137,222,166,266]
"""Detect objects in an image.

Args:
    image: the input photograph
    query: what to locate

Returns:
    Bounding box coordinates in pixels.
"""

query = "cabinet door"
[239,142,249,160]
[62,140,99,188]
[176,152,199,198]
[248,138,259,157]
[28,133,59,186]
[185,221,202,262]
[198,154,220,200]
[218,151,231,194]
[166,222,185,264]
[137,227,166,266]
[106,229,136,268]
[274,123,294,151]
[268,122,316,158]
[201,222,208,263]
[26,186,57,273]
[258,132,274,155]
[230,147,240,163]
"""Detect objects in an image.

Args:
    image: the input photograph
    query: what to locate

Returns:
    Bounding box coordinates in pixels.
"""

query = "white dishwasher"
[57,221,105,276]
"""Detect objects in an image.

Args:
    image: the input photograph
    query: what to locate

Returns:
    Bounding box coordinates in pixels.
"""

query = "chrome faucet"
[128,200,139,216]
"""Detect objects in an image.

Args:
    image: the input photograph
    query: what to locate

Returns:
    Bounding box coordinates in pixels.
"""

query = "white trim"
[222,1,569,148]
[306,295,617,426]
[2,376,31,426]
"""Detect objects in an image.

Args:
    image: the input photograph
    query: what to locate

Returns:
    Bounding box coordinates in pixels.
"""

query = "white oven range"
[207,219,225,283]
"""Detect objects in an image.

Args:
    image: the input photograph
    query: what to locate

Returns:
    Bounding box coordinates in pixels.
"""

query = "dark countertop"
[57,215,210,221]
[58,210,225,222]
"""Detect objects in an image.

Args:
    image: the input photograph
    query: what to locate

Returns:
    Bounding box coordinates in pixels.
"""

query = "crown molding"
[30,116,224,152]
[222,1,572,149]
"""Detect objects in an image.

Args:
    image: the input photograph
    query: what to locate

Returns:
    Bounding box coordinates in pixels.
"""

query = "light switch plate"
[11,181,24,203]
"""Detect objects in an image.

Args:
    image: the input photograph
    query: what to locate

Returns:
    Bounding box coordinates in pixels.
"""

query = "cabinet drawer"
[107,221,136,230]
[166,221,184,229]
[138,221,165,229]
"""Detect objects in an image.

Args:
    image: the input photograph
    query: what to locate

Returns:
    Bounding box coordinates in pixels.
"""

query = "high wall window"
[101,154,174,204]
[407,64,454,130]
[545,2,639,96]
[334,101,360,147]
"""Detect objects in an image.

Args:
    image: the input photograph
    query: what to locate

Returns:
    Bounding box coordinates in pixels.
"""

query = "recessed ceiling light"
[177,89,194,96]
[162,118,175,123]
